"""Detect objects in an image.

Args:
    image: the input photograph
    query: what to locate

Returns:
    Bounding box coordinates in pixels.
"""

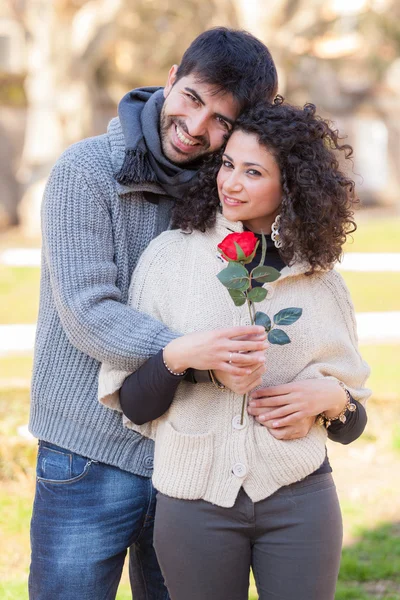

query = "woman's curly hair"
[171,97,358,273]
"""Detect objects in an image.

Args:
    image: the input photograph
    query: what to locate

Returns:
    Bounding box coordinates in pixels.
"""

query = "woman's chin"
[222,207,241,224]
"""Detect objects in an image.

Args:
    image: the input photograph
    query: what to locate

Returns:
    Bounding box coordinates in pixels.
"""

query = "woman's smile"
[222,194,247,206]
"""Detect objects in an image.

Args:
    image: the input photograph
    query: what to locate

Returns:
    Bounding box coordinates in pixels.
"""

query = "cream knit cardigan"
[99,214,370,508]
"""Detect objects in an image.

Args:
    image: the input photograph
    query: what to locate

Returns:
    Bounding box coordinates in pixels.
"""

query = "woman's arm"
[327,399,367,444]
[248,270,371,441]
[119,331,268,425]
[120,350,183,425]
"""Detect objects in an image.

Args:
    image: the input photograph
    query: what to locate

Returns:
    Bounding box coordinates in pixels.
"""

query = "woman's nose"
[224,172,242,192]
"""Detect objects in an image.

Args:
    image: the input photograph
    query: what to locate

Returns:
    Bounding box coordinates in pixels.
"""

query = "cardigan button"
[232,415,247,430]
[232,462,247,478]
[143,456,154,469]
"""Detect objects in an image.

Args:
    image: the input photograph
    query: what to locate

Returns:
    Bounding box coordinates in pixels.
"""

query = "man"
[29,27,279,600]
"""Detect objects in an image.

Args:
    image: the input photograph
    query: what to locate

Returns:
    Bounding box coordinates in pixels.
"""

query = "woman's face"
[217,130,282,233]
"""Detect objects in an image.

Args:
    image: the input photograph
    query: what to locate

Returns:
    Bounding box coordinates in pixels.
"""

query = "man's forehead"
[180,74,239,113]
[186,73,233,100]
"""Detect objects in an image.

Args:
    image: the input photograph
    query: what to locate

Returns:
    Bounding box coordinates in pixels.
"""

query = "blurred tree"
[4,0,399,233]
[8,0,238,235]
[231,0,400,205]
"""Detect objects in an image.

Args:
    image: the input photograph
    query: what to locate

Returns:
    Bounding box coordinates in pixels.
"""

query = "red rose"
[217,232,259,262]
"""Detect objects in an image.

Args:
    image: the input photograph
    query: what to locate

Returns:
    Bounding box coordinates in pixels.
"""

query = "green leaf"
[217,262,249,290]
[247,287,268,302]
[251,265,281,283]
[254,311,271,332]
[268,329,291,345]
[273,307,303,326]
[228,289,247,306]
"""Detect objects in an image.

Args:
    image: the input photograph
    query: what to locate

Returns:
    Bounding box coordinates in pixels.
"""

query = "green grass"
[0,356,33,385]
[0,267,40,324]
[344,218,400,253]
[0,266,399,326]
[392,426,400,453]
[340,524,400,582]
[0,216,399,325]
[340,271,400,313]
[0,389,37,480]
[359,344,400,401]
[0,485,32,599]
[0,212,399,598]
[336,523,400,600]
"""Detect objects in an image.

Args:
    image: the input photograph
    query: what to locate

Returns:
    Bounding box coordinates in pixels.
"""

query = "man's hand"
[247,379,348,440]
[163,326,267,375]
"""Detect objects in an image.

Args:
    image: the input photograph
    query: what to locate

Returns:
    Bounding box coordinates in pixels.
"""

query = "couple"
[29,27,370,600]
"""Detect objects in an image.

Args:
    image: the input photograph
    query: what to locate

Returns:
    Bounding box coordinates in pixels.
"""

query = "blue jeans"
[29,441,169,600]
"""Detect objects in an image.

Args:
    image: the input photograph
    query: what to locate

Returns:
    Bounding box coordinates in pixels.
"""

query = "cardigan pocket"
[252,423,327,489]
[152,421,214,500]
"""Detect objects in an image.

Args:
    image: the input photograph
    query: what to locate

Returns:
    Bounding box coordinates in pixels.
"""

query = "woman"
[99,99,370,600]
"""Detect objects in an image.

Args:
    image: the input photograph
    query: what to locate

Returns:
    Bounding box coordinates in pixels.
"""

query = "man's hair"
[176,27,278,109]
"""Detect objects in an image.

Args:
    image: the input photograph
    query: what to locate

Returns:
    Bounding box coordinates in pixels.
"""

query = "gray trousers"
[154,473,343,600]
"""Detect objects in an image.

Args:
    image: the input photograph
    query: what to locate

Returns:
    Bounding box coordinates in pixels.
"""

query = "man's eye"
[217,116,230,130]
[186,93,199,104]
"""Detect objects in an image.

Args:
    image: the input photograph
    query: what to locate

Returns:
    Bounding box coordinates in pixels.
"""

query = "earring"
[271,214,283,249]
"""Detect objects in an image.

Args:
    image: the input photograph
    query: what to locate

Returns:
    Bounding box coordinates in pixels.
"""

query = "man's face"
[160,66,240,165]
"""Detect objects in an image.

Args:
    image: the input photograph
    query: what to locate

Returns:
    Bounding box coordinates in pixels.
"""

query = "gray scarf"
[116,87,199,200]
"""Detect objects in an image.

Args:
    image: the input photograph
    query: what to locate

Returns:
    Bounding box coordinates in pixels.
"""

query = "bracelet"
[209,370,226,391]
[318,381,356,428]
[162,350,187,377]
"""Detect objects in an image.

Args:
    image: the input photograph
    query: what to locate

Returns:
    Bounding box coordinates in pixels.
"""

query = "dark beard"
[159,108,210,166]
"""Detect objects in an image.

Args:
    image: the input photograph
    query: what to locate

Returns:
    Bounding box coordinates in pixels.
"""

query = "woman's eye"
[222,160,233,168]
[248,169,261,176]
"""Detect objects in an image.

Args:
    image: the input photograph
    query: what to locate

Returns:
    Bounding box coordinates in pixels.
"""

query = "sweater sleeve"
[292,269,371,406]
[327,398,367,444]
[42,156,179,370]
[98,230,186,421]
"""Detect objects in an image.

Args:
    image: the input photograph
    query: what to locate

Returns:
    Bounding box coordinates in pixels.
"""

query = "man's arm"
[42,156,180,371]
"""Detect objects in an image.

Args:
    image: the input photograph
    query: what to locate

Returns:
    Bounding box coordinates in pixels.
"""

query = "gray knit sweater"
[29,117,180,476]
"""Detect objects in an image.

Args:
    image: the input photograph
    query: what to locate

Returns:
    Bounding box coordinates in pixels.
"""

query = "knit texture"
[99,214,371,507]
[29,117,182,476]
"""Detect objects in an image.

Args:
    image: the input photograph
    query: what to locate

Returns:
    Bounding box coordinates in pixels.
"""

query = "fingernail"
[272,421,279,428]
[258,415,266,422]
[249,401,256,407]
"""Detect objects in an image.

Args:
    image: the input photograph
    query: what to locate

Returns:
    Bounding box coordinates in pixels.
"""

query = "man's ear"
[164,65,179,98]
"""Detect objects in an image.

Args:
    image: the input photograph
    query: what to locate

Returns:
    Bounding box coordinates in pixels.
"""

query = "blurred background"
[0,1,399,598]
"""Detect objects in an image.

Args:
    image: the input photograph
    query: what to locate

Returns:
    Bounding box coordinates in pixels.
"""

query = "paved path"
[1,249,400,357]
[1,249,400,272]
[1,312,400,357]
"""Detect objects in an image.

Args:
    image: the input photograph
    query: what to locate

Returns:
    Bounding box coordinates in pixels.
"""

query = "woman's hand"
[213,363,266,395]
[163,326,268,375]
[247,379,348,440]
